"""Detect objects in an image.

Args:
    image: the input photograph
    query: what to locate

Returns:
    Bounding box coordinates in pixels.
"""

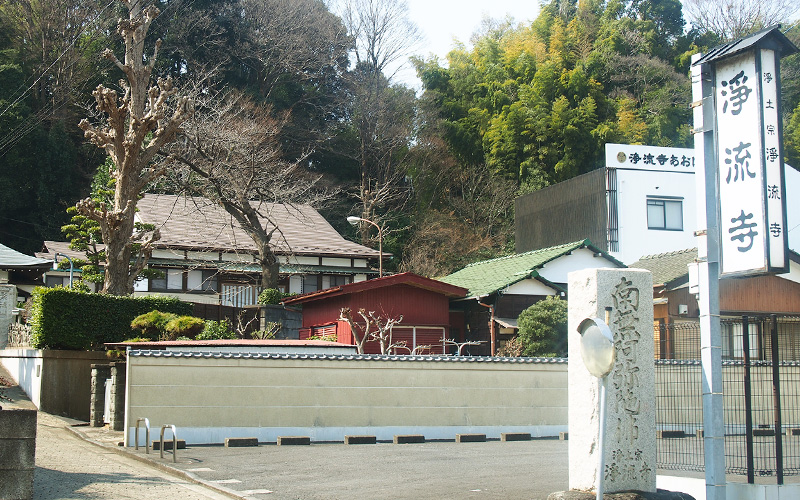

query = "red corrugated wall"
[298,284,453,353]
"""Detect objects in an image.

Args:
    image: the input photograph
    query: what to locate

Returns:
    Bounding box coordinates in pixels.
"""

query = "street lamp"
[347,216,383,277]
[53,252,74,288]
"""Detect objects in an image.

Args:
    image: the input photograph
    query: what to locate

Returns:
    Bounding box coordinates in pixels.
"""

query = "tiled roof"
[135,194,380,258]
[629,248,697,287]
[283,272,467,304]
[439,239,622,298]
[37,241,101,262]
[127,350,568,363]
[0,243,52,270]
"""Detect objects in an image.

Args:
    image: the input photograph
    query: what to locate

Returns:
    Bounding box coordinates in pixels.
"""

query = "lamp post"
[53,252,74,288]
[347,216,383,277]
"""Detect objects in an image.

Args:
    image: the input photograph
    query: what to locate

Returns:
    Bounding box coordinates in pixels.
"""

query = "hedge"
[29,287,193,350]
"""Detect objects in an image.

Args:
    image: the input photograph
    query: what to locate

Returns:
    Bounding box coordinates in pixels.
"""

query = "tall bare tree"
[684,0,800,41]
[76,1,192,295]
[164,91,331,289]
[335,0,422,245]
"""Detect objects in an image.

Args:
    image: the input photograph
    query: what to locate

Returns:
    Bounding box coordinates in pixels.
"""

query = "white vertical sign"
[715,52,766,275]
[760,49,788,271]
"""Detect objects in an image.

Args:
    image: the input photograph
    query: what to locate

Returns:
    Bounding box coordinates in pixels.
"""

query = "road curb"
[63,423,247,500]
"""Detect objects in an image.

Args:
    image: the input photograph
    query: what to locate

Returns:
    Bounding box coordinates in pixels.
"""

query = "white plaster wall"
[132,291,220,305]
[124,355,568,446]
[321,257,351,267]
[0,349,42,409]
[505,278,557,295]
[285,256,320,266]
[352,259,368,268]
[615,169,697,264]
[537,247,620,284]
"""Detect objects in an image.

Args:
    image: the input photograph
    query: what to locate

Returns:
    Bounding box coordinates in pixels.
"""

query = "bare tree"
[338,0,422,79]
[334,0,421,245]
[164,91,331,289]
[339,307,403,354]
[684,0,800,41]
[76,1,192,295]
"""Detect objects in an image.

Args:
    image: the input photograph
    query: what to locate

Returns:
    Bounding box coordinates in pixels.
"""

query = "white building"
[515,143,799,264]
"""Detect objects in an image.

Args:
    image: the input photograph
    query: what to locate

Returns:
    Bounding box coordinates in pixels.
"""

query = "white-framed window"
[647,197,683,231]
[150,268,183,291]
[187,269,218,292]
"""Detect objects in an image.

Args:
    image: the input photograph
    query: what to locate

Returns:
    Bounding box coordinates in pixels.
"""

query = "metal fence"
[655,315,800,483]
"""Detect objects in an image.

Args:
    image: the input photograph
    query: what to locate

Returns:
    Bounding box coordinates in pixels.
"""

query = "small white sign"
[605,143,695,172]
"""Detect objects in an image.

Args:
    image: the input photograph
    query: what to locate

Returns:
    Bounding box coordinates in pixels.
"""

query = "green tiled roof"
[629,248,697,287]
[440,239,619,298]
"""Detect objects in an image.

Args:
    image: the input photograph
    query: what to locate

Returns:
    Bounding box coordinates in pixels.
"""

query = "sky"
[395,0,540,88]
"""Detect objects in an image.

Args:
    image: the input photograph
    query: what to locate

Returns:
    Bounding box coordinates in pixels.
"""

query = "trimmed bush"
[29,287,193,350]
[164,316,205,340]
[257,288,283,305]
[131,311,178,338]
[196,319,236,340]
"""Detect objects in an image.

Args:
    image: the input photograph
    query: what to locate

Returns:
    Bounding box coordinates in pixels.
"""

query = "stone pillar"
[0,283,17,348]
[0,408,36,500]
[89,364,111,427]
[568,268,655,494]
[109,362,126,431]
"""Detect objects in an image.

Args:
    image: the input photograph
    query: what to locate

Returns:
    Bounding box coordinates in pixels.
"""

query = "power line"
[0,1,117,123]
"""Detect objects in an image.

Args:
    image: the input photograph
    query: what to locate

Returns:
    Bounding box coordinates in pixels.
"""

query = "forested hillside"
[1,0,798,278]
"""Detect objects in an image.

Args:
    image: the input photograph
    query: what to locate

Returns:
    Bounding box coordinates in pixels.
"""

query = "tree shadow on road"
[34,466,177,499]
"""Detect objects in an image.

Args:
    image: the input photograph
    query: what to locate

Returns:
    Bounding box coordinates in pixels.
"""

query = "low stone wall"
[125,351,569,445]
[0,409,36,500]
[0,349,111,421]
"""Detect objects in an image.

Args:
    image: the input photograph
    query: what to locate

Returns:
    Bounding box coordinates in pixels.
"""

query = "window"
[302,274,319,293]
[45,275,67,288]
[187,269,218,292]
[329,275,350,287]
[150,268,183,291]
[647,197,683,231]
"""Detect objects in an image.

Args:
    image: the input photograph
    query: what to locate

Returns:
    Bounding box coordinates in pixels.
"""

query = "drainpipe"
[477,300,496,356]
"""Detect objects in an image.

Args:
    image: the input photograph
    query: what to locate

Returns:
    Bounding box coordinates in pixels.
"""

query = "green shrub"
[516,296,568,357]
[130,311,178,338]
[196,319,236,340]
[29,287,192,350]
[257,288,283,305]
[164,316,205,340]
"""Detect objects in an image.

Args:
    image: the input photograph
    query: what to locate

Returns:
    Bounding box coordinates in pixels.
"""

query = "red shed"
[282,272,467,355]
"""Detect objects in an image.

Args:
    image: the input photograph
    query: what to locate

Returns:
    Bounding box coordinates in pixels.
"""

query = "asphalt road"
[164,438,570,500]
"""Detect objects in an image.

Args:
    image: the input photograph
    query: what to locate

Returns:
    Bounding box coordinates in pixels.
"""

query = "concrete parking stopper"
[344,435,377,445]
[568,268,655,494]
[277,436,311,445]
[393,434,425,444]
[225,437,259,447]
